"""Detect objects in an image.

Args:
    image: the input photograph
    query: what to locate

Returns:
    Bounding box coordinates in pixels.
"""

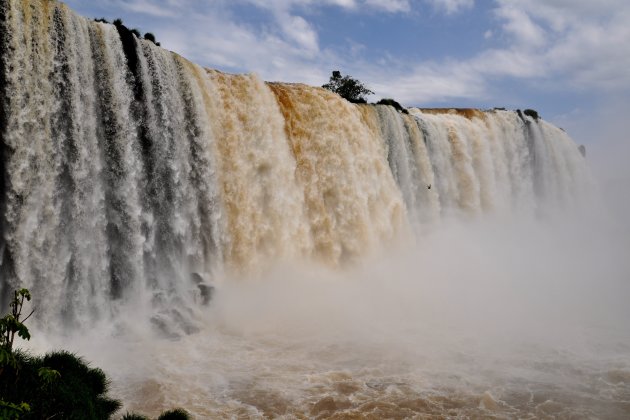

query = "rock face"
[191,273,214,305]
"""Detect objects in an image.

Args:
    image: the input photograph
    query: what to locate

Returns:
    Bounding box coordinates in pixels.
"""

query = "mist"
[28,208,630,418]
[560,98,630,237]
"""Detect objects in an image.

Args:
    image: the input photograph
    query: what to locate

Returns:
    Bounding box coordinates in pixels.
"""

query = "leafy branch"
[1,288,34,352]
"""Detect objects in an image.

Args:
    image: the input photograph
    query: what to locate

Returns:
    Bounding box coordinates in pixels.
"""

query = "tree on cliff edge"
[322,71,373,103]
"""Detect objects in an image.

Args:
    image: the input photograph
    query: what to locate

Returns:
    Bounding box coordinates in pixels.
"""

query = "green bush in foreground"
[0,288,120,419]
[1,288,191,419]
[122,413,149,420]
[1,350,121,419]
[157,408,191,419]
[122,408,191,420]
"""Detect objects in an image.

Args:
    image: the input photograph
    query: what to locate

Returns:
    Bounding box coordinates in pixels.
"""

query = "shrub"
[122,413,149,420]
[158,408,191,419]
[143,32,161,46]
[100,18,161,46]
[0,289,121,419]
[0,288,33,352]
[0,400,30,419]
[523,108,540,120]
[322,71,373,103]
[0,350,121,419]
[0,288,195,418]
[376,98,408,114]
[130,28,142,38]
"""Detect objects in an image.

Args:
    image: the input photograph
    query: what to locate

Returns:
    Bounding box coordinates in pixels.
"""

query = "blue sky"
[65,1,630,159]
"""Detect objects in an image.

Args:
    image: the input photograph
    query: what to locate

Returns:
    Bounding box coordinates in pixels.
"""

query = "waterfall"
[0,0,593,328]
[270,83,405,264]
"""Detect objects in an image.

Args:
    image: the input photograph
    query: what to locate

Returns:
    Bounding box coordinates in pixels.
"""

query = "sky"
[65,0,630,186]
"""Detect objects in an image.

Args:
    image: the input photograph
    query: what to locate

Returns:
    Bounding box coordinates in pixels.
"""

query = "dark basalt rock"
[191,272,204,284]
[150,308,200,339]
[191,272,214,305]
[197,283,214,305]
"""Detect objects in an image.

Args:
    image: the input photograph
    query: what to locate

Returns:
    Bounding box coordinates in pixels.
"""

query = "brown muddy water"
[31,220,630,419]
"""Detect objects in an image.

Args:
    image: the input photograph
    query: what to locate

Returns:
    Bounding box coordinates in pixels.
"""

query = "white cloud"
[378,0,630,103]
[494,5,546,47]
[489,0,630,90]
[118,0,174,17]
[425,0,474,15]
[364,0,411,13]
[239,0,411,13]
[277,13,320,53]
[470,48,542,79]
[202,0,411,62]
[500,0,626,31]
[369,63,486,104]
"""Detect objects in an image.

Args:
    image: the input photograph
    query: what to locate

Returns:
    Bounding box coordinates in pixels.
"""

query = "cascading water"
[269,83,405,263]
[2,1,626,419]
[0,0,591,315]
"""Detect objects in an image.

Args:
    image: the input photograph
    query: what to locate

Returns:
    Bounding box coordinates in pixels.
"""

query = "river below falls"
[29,220,630,419]
[55,314,630,419]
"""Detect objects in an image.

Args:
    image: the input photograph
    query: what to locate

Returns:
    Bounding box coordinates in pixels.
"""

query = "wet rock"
[197,283,214,305]
[191,272,205,284]
[191,272,214,305]
[150,314,181,339]
[171,308,200,334]
[150,307,200,338]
